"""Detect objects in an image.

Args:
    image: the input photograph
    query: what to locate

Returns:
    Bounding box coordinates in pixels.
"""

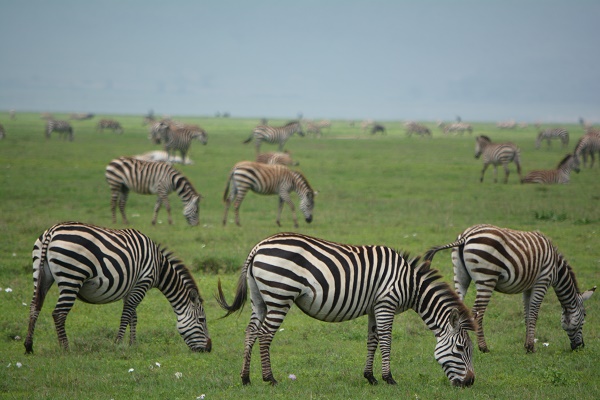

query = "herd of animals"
[2,112,597,388]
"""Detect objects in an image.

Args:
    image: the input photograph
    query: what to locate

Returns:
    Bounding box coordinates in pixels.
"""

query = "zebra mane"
[160,248,203,302]
[412,257,474,329]
[557,154,573,168]
[290,169,313,191]
[556,250,581,293]
[478,134,492,142]
[284,120,300,127]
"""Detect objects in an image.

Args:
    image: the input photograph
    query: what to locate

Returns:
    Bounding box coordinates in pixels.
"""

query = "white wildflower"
[279,328,284,332]
[12,253,16,257]
[6,363,11,368]
[197,395,206,400]
[543,342,549,347]
[128,368,134,373]
[5,288,12,293]
[288,374,296,381]
[175,372,182,379]
[16,362,22,368]
[534,338,539,343]
[14,335,21,341]
[155,362,161,368]
[22,303,27,306]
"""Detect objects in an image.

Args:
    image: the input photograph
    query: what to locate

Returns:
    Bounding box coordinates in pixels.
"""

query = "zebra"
[45,120,74,141]
[24,221,211,354]
[404,121,432,137]
[148,119,171,144]
[255,151,299,166]
[0,123,5,139]
[474,135,522,183]
[105,157,201,226]
[371,123,386,135]
[496,120,517,129]
[304,120,323,137]
[424,224,596,353]
[442,122,473,135]
[522,153,580,184]
[535,128,569,149]
[162,122,208,163]
[222,161,314,228]
[216,232,475,387]
[573,131,600,168]
[96,119,123,134]
[243,120,304,154]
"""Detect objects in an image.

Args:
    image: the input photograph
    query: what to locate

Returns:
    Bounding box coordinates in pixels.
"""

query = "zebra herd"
[18,116,597,389]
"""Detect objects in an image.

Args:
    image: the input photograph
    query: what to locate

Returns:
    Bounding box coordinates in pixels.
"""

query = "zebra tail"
[222,170,233,202]
[423,238,466,262]
[242,133,254,144]
[215,251,254,318]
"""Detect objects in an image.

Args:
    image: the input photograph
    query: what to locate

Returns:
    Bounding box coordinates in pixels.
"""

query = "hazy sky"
[1,0,599,123]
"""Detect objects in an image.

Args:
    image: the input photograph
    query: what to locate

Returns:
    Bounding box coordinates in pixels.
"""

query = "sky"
[1,0,599,123]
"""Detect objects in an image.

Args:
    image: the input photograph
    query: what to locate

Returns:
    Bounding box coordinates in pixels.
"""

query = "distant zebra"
[0,123,5,140]
[304,120,323,137]
[255,151,298,166]
[404,121,432,137]
[442,122,473,135]
[522,153,580,184]
[162,122,208,163]
[24,221,211,354]
[424,224,596,353]
[222,161,314,227]
[216,233,475,386]
[371,123,386,135]
[535,128,569,149]
[105,157,201,226]
[474,135,522,183]
[574,131,600,168]
[496,120,517,129]
[45,120,73,141]
[244,121,304,154]
[147,119,170,144]
[96,119,123,134]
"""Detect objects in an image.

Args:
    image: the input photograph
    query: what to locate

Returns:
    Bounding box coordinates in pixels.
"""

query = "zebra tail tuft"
[243,134,253,144]
[215,272,248,318]
[222,171,233,202]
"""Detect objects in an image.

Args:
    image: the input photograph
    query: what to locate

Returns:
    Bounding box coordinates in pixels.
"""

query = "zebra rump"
[24,222,211,354]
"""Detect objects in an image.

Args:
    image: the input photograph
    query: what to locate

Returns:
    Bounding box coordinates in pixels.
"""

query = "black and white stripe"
[216,232,475,386]
[522,153,580,184]
[535,128,569,149]
[24,221,211,353]
[255,151,299,166]
[45,120,74,141]
[404,121,432,137]
[425,224,596,353]
[96,119,123,134]
[574,131,600,168]
[105,157,201,226]
[474,135,522,183]
[222,161,314,227]
[162,122,208,163]
[243,121,304,153]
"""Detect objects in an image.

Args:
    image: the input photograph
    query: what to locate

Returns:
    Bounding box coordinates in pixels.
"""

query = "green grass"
[0,112,598,399]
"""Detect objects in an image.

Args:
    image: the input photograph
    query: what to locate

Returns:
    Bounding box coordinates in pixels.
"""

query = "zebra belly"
[77,276,125,304]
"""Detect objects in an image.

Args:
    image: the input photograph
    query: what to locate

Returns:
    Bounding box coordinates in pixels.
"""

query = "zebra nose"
[205,338,212,352]
[306,216,313,223]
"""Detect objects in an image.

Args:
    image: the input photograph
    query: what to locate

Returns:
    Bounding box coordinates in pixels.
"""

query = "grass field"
[0,112,598,399]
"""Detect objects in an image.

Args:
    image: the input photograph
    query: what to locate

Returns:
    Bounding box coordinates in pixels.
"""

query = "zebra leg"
[110,190,120,223]
[241,280,267,385]
[117,189,129,224]
[233,192,247,227]
[502,163,510,183]
[375,311,396,384]
[24,261,55,354]
[522,285,549,353]
[363,313,379,385]
[480,163,490,183]
[116,292,145,345]
[52,283,83,351]
[257,305,291,385]
[278,193,298,228]
[471,281,498,352]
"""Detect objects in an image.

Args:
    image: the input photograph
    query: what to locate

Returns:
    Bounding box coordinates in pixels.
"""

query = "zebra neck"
[173,175,197,202]
[552,258,580,311]
[157,257,194,304]
[413,279,459,337]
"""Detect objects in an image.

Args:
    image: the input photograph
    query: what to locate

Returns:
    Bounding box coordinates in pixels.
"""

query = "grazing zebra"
[45,120,74,141]
[105,157,201,226]
[96,119,123,134]
[0,123,5,140]
[222,161,314,228]
[255,151,298,166]
[404,121,432,137]
[69,112,94,120]
[441,122,473,135]
[162,122,208,163]
[535,128,569,149]
[574,131,600,168]
[424,224,596,353]
[304,120,323,137]
[147,119,171,144]
[371,123,386,135]
[496,120,517,129]
[243,121,304,154]
[522,153,580,184]
[474,135,522,183]
[216,233,475,387]
[24,221,211,354]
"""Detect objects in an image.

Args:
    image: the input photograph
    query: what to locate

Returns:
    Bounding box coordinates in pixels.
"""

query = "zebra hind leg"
[24,263,55,354]
[363,314,380,385]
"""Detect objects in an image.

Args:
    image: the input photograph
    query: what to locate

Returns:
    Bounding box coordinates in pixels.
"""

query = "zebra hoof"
[383,375,397,385]
[364,372,378,385]
[241,376,251,385]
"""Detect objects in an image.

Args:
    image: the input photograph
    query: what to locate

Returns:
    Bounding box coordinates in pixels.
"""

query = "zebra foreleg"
[278,193,298,228]
[152,194,172,225]
[502,164,510,183]
[480,163,490,183]
[522,285,549,353]
[363,313,379,385]
[116,190,129,224]
[116,294,143,345]
[471,285,495,352]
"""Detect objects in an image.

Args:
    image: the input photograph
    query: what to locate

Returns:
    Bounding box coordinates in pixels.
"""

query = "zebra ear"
[449,308,460,331]
[581,286,596,301]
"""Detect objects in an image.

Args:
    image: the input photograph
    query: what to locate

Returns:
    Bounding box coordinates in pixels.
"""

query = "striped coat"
[105,157,201,226]
[474,135,522,183]
[425,224,596,353]
[244,121,304,153]
[162,123,207,163]
[522,153,580,184]
[574,131,600,168]
[222,161,314,228]
[96,119,123,134]
[255,151,298,166]
[45,120,74,141]
[217,233,475,386]
[25,222,211,353]
[535,128,569,149]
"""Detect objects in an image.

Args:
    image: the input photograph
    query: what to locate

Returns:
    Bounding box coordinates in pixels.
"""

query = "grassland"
[0,112,598,399]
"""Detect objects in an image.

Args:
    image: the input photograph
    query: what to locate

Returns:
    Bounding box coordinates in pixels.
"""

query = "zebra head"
[474,135,491,159]
[183,195,200,226]
[434,308,476,387]
[561,286,595,350]
[195,130,208,145]
[178,288,212,352]
[300,190,315,223]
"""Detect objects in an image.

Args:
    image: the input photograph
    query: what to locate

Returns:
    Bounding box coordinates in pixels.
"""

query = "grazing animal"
[45,120,73,141]
[217,233,475,387]
[255,151,298,166]
[442,122,473,135]
[105,157,201,226]
[424,224,596,353]
[474,135,522,183]
[161,122,208,163]
[96,119,123,134]
[244,121,304,154]
[573,131,600,168]
[404,121,432,137]
[535,128,569,149]
[222,161,314,227]
[522,153,580,184]
[147,119,170,144]
[24,222,211,354]
[370,123,386,135]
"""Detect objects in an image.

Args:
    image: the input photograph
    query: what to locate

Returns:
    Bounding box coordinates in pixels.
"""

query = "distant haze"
[1,1,599,123]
